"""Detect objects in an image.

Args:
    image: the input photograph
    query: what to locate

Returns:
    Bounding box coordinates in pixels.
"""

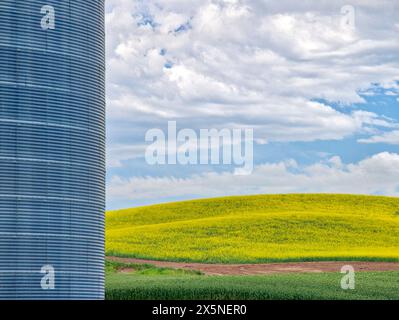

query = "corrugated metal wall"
[0,0,105,299]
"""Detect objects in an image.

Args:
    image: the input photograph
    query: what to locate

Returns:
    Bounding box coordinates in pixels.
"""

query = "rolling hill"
[106,194,399,263]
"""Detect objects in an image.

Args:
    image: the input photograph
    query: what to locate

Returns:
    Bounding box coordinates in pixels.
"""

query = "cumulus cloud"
[105,1,399,206]
[359,130,399,145]
[106,0,399,144]
[107,152,399,202]
[107,144,147,167]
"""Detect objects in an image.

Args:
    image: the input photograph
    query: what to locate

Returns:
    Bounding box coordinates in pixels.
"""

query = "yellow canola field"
[106,194,399,263]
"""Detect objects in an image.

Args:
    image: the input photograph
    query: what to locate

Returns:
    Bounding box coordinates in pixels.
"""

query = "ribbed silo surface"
[0,1,105,299]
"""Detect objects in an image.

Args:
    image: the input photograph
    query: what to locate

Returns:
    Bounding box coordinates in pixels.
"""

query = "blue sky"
[105,0,399,210]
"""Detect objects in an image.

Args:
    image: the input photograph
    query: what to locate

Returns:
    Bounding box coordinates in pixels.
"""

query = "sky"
[105,0,399,210]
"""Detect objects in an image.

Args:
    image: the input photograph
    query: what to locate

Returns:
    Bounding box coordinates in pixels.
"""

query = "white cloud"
[107,144,147,167]
[106,0,399,145]
[107,152,399,202]
[105,1,399,206]
[358,130,399,145]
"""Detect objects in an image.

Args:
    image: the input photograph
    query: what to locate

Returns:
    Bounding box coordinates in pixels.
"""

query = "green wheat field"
[106,260,399,300]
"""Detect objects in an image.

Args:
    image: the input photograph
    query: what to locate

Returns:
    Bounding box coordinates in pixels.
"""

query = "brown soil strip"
[107,256,399,276]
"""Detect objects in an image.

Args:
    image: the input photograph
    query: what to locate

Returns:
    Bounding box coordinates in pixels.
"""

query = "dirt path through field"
[107,256,399,276]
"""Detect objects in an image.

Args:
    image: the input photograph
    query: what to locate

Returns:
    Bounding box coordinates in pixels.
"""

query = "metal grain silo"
[0,1,105,299]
